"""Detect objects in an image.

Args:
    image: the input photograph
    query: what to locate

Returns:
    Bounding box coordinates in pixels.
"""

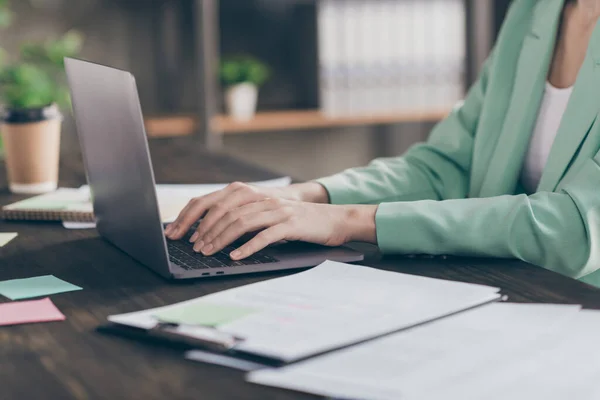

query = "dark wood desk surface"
[2,138,600,400]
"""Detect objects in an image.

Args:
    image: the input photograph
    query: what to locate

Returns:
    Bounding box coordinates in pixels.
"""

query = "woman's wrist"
[287,182,331,204]
[343,205,379,244]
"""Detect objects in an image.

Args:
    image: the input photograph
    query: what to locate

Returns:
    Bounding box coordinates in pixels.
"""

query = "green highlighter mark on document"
[153,302,257,327]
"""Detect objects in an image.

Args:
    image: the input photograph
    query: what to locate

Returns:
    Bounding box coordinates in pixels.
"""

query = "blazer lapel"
[537,22,600,192]
[479,0,564,197]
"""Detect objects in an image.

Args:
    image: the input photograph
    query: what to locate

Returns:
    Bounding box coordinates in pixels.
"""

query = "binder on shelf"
[314,0,467,117]
[317,0,336,116]
[345,0,362,115]
[378,0,396,114]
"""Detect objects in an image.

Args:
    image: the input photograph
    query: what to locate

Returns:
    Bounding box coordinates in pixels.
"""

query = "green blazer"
[316,0,600,287]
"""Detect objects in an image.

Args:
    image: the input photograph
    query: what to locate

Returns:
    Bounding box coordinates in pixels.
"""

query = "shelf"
[214,109,450,133]
[144,108,451,137]
[144,115,198,138]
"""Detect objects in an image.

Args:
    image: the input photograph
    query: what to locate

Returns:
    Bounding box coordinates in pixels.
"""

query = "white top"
[521,82,574,193]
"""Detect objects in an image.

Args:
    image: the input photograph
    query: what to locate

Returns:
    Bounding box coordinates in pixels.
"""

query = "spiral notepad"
[0,188,95,223]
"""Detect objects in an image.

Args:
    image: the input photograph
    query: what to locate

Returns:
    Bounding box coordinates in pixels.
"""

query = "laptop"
[64,58,364,279]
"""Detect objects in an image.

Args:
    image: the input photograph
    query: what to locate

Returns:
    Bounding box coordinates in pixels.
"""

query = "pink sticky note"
[0,298,66,326]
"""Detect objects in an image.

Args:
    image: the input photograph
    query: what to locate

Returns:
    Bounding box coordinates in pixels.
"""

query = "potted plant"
[0,0,12,156]
[220,56,270,121]
[0,14,83,192]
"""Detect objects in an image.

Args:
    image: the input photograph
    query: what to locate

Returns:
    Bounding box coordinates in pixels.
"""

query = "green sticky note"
[8,189,90,211]
[0,275,82,300]
[154,302,256,327]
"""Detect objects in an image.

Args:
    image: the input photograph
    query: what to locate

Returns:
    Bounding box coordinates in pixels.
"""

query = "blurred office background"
[2,0,512,181]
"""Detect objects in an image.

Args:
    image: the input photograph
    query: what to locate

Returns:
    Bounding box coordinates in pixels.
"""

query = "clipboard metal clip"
[151,321,245,353]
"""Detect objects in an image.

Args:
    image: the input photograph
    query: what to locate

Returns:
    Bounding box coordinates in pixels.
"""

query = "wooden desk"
[2,138,600,400]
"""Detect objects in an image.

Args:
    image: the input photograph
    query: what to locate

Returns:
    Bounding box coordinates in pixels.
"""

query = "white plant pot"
[226,83,258,122]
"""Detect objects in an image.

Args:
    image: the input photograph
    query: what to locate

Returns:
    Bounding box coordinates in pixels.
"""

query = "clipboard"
[100,261,504,366]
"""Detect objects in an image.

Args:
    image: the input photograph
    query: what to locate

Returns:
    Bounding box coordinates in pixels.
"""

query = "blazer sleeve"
[375,155,600,280]
[315,52,494,205]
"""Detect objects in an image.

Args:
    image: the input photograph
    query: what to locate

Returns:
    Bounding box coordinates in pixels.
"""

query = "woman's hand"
[164,181,330,241]
[182,199,378,260]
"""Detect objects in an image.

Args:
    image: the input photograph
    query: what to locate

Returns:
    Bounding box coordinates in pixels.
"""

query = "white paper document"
[109,261,501,362]
[248,303,600,400]
[78,177,291,199]
[62,221,97,230]
[152,176,292,198]
[63,177,292,229]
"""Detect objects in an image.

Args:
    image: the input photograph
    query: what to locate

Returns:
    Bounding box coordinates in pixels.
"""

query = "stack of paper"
[109,261,501,362]
[248,303,600,400]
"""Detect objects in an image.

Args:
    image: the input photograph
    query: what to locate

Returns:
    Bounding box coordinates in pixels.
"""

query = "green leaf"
[247,63,269,86]
[0,0,11,28]
[59,30,84,55]
[0,64,55,108]
[220,61,242,85]
[0,19,84,110]
[0,8,13,29]
[0,47,8,68]
[219,56,270,87]
[45,30,84,67]
[54,86,71,110]
[20,42,48,65]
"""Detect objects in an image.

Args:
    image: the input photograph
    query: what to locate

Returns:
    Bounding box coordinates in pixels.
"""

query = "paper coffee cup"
[1,104,62,194]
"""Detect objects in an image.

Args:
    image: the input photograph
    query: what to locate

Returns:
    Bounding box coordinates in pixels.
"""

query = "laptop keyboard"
[167,223,278,271]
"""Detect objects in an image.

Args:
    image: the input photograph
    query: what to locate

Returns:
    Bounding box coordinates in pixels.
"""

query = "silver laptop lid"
[65,58,172,278]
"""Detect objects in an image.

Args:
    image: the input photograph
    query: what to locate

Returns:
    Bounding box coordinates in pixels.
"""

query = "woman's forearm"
[287,182,331,204]
[343,204,378,244]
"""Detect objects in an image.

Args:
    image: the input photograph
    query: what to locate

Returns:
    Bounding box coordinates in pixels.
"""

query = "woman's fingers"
[166,190,222,239]
[200,209,288,255]
[194,199,278,250]
[166,182,256,240]
[230,224,289,260]
[192,184,264,241]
